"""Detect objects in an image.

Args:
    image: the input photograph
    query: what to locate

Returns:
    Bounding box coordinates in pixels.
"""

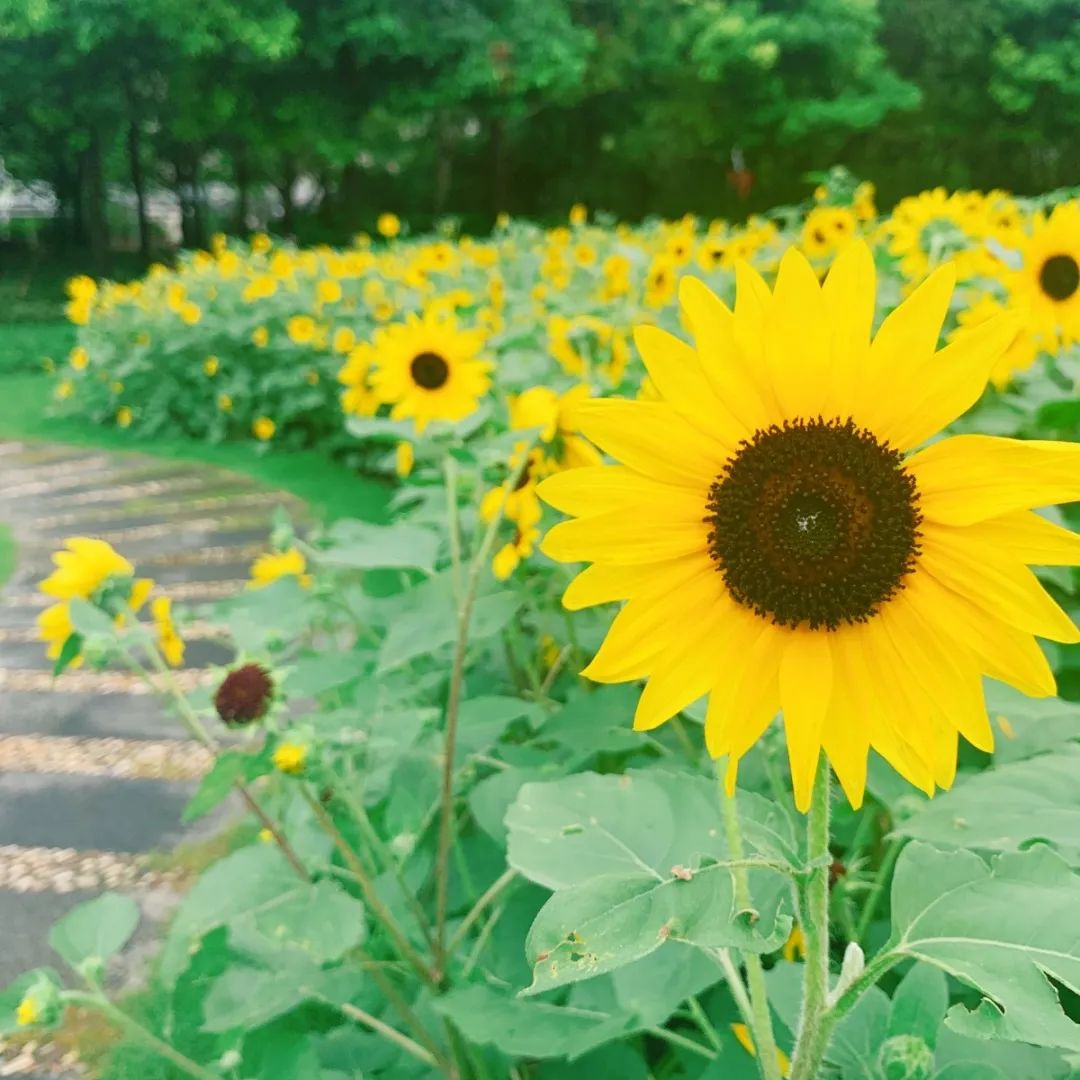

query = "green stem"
[686,995,724,1054]
[434,446,533,975]
[300,786,435,987]
[789,760,832,1080]
[444,455,463,603]
[66,993,221,1080]
[855,836,904,946]
[322,997,441,1070]
[715,765,783,1080]
[647,1025,717,1062]
[447,867,517,955]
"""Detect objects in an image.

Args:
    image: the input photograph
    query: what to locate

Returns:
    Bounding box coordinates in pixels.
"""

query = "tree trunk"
[277,158,297,237]
[234,147,252,233]
[190,153,206,249]
[127,118,150,260]
[80,127,110,273]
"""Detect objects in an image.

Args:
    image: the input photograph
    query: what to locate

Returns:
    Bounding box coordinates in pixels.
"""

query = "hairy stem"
[789,761,832,1080]
[715,765,783,1080]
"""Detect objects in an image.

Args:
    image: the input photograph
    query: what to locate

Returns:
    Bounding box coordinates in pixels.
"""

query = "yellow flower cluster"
[37,538,185,669]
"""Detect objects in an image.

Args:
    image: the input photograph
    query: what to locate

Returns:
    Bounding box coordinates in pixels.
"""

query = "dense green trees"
[1,0,1076,266]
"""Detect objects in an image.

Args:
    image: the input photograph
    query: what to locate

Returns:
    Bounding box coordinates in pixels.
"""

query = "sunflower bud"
[214,663,275,725]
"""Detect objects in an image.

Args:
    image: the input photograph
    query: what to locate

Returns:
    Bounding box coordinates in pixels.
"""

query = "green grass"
[0,368,390,525]
[0,321,75,375]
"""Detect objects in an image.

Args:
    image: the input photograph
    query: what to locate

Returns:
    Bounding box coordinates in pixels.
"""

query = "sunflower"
[538,242,1080,811]
[369,312,491,433]
[40,538,133,601]
[1007,200,1080,350]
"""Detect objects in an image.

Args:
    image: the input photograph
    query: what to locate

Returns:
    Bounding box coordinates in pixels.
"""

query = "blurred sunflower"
[1008,200,1080,350]
[539,242,1080,810]
[370,312,492,433]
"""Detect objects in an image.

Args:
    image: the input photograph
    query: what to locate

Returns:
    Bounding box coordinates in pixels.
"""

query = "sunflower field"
[15,169,1080,1079]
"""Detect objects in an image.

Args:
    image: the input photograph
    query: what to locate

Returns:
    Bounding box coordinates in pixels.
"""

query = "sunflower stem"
[435,445,534,977]
[715,764,783,1080]
[789,759,832,1080]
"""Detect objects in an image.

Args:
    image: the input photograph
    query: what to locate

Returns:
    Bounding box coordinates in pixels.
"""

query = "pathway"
[0,440,306,1077]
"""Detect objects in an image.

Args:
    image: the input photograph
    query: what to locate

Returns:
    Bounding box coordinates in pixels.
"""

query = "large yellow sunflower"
[369,312,492,433]
[538,241,1080,811]
[1007,200,1080,350]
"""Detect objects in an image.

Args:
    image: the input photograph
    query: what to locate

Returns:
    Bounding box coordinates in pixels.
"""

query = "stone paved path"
[0,441,305,1077]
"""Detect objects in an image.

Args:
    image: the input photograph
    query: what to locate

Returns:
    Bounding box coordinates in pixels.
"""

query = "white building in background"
[0,159,322,248]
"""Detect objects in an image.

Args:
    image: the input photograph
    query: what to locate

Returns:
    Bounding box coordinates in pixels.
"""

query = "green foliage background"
[2,0,1080,267]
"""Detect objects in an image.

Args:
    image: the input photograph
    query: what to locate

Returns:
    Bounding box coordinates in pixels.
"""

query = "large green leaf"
[887,842,1080,1050]
[506,770,796,889]
[321,519,440,573]
[160,846,300,980]
[182,748,271,823]
[509,771,791,993]
[49,892,139,969]
[896,747,1080,864]
[985,683,1080,764]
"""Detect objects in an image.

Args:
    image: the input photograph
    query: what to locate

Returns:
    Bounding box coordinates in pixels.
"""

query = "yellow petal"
[632,323,742,449]
[574,400,727,488]
[541,508,708,565]
[910,435,1080,526]
[765,248,831,419]
[633,592,753,731]
[904,570,1056,698]
[880,308,1024,450]
[582,564,718,682]
[820,240,875,421]
[537,466,704,520]
[954,511,1080,566]
[861,263,955,444]
[779,631,833,812]
[878,594,993,752]
[920,529,1080,643]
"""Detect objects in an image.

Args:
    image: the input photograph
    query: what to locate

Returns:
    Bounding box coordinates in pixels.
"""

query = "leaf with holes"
[887,842,1080,1050]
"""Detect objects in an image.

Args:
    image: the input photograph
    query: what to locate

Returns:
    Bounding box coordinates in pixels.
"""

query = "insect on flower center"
[1039,254,1080,302]
[410,350,450,390]
[706,417,921,630]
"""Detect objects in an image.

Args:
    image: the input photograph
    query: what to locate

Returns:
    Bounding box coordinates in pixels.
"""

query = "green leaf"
[506,770,795,889]
[182,749,270,823]
[932,1025,1071,1079]
[889,964,948,1047]
[48,892,139,969]
[238,878,367,965]
[160,845,299,981]
[986,683,1080,764]
[434,984,628,1059]
[896,747,1080,864]
[455,695,541,762]
[322,519,439,573]
[887,842,1080,1050]
[52,631,83,677]
[508,772,791,993]
[285,652,364,697]
[66,598,115,638]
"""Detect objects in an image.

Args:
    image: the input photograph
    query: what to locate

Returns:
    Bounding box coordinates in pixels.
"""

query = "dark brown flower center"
[706,418,921,630]
[1039,254,1080,302]
[410,351,450,389]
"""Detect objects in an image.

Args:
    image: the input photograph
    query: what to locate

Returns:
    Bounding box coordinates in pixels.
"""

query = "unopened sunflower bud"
[214,663,275,725]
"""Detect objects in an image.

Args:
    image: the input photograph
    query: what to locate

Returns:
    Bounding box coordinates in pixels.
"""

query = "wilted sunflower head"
[215,663,275,725]
[539,240,1080,811]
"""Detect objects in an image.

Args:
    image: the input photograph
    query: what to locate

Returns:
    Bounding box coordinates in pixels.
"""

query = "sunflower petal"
[765,249,831,420]
[542,508,708,565]
[779,631,832,812]
[862,263,955,443]
[910,435,1080,525]
[633,323,742,448]
[574,400,728,488]
[821,240,875,420]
